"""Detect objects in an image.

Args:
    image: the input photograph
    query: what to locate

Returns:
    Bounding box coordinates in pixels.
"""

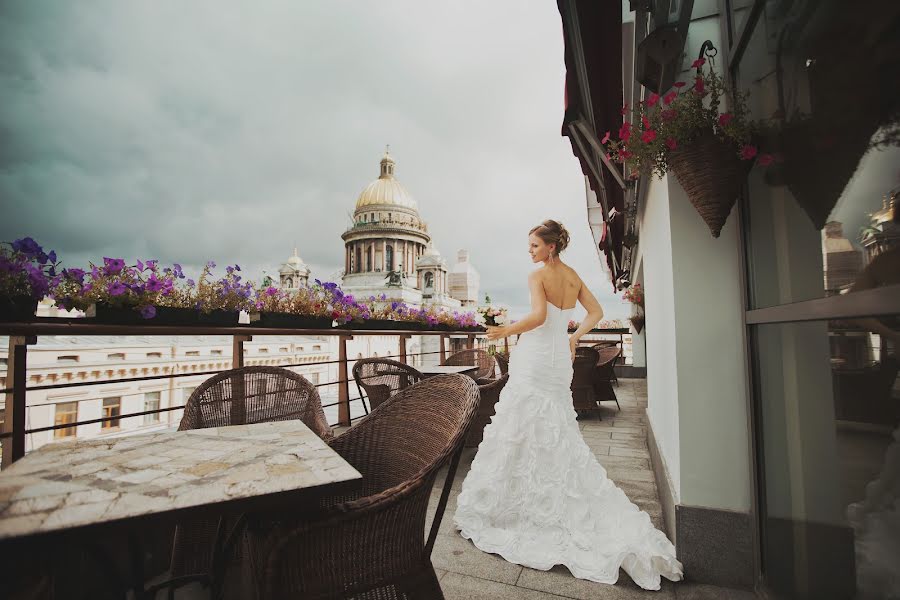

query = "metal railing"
[0,320,536,468]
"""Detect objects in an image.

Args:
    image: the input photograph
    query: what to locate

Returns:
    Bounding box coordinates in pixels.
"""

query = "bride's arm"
[569,282,604,346]
[485,272,547,340]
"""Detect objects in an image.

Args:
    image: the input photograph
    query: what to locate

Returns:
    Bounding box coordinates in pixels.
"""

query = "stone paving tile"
[432,533,523,585]
[610,446,651,459]
[441,571,567,600]
[674,583,758,600]
[516,565,677,600]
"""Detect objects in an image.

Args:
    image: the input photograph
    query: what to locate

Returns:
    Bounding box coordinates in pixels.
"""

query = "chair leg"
[399,564,444,600]
[355,382,370,415]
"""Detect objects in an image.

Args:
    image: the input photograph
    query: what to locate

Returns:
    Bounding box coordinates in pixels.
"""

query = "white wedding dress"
[454,301,683,590]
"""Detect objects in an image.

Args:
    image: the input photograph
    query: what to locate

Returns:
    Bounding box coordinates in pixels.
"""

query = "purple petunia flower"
[136,259,145,272]
[145,275,164,292]
[207,260,216,269]
[108,281,127,296]
[48,250,57,264]
[265,287,278,296]
[173,263,184,279]
[140,305,157,319]
[186,279,195,288]
[234,264,241,271]
[103,257,125,275]
[12,237,42,257]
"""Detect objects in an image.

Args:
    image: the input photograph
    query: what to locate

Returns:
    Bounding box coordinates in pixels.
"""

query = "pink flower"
[692,58,706,69]
[647,93,660,107]
[665,137,678,150]
[757,153,774,166]
[601,131,610,144]
[619,122,632,141]
[663,91,677,105]
[673,81,686,88]
[740,145,758,160]
[641,115,650,129]
[620,149,633,160]
[694,76,705,95]
[718,113,733,126]
[641,129,657,143]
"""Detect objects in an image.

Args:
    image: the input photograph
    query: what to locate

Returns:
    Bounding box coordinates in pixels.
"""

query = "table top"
[0,420,361,541]
[419,365,478,376]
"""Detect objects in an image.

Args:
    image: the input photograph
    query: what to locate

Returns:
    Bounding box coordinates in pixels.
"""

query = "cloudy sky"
[0,1,631,321]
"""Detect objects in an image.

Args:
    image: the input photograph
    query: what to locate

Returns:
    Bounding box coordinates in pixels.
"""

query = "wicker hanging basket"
[667,132,752,238]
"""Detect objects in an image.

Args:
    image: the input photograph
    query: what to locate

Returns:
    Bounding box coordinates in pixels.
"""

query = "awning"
[558,0,626,289]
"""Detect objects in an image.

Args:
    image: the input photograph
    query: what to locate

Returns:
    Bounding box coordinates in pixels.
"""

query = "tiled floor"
[428,378,758,599]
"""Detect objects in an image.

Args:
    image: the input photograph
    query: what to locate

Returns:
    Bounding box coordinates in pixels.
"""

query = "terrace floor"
[426,378,758,600]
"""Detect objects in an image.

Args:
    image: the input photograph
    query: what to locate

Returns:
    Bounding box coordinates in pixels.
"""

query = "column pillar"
[382,240,387,272]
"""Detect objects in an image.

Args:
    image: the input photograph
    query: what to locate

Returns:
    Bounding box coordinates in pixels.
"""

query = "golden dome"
[355,149,418,211]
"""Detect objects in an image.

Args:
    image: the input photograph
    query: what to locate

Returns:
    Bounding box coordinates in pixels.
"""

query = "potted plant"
[343,294,420,330]
[476,303,509,328]
[0,237,58,322]
[194,262,254,325]
[52,258,182,324]
[254,282,335,329]
[622,284,645,334]
[604,59,773,237]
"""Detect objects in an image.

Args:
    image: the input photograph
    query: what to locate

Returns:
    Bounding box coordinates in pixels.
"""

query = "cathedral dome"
[355,149,418,211]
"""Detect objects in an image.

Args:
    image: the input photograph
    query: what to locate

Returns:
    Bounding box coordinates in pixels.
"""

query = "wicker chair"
[592,342,620,386]
[165,367,332,597]
[493,352,509,375]
[465,372,510,447]
[593,347,621,410]
[353,358,425,413]
[250,374,480,599]
[443,348,496,381]
[572,347,601,418]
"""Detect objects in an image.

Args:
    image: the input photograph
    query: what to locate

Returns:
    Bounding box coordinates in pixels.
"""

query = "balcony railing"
[0,320,633,469]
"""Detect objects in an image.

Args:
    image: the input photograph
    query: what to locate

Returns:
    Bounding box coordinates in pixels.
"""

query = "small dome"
[355,148,418,211]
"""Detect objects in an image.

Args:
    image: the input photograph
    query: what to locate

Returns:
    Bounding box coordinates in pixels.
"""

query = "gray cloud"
[0,1,631,321]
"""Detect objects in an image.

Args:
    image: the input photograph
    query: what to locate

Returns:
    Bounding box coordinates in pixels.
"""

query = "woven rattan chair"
[572,347,601,418]
[444,348,496,381]
[592,342,620,387]
[465,372,510,447]
[593,347,621,410]
[165,367,332,597]
[493,352,509,375]
[353,358,425,413]
[250,374,480,599]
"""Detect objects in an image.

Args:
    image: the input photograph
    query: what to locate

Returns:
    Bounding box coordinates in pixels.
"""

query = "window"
[146,352,162,359]
[102,397,121,429]
[57,355,79,363]
[279,347,289,353]
[211,349,223,356]
[309,372,320,385]
[143,392,161,425]
[54,402,78,438]
[106,353,125,360]
[259,348,269,354]
[424,271,435,289]
[386,244,394,271]
[313,345,322,351]
[185,351,200,357]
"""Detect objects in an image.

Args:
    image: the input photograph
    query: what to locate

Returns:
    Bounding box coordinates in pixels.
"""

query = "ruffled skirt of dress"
[453,335,683,591]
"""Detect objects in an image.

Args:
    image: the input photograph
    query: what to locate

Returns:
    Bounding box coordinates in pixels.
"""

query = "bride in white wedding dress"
[454,219,683,591]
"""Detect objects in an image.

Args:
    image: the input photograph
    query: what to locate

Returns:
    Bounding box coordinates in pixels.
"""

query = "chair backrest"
[596,346,621,368]
[571,347,599,389]
[263,374,480,597]
[494,352,509,375]
[352,358,424,411]
[179,366,331,439]
[444,348,495,380]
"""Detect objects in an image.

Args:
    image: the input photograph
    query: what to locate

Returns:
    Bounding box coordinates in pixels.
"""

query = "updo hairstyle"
[529,219,570,255]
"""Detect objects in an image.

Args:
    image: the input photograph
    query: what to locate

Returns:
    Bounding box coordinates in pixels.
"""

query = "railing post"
[466,334,475,350]
[231,335,251,425]
[399,334,410,364]
[504,336,509,354]
[439,334,447,364]
[2,336,36,468]
[338,334,353,426]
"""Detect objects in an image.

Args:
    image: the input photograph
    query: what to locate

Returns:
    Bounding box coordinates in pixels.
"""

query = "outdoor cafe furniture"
[572,346,602,418]
[465,372,510,448]
[494,352,509,375]
[592,342,620,387]
[352,358,425,413]
[168,366,334,596]
[246,374,480,599]
[592,346,622,411]
[0,420,361,599]
[417,364,479,378]
[443,348,497,381]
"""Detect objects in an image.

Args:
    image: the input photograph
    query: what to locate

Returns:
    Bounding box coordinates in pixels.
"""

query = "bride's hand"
[486,326,506,341]
[569,336,578,361]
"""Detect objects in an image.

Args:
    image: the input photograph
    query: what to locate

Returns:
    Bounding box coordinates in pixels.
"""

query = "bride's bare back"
[537,263,585,311]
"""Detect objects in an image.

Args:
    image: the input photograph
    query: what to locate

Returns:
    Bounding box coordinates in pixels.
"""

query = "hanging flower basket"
[667,132,753,237]
[629,302,645,334]
[0,295,38,322]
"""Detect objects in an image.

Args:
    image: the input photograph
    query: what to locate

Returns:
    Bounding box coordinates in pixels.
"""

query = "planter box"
[197,310,240,326]
[87,304,200,326]
[0,296,38,322]
[256,313,334,329]
[339,319,423,331]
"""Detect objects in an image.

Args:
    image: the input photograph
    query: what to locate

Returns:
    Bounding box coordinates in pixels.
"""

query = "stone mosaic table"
[0,420,362,541]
